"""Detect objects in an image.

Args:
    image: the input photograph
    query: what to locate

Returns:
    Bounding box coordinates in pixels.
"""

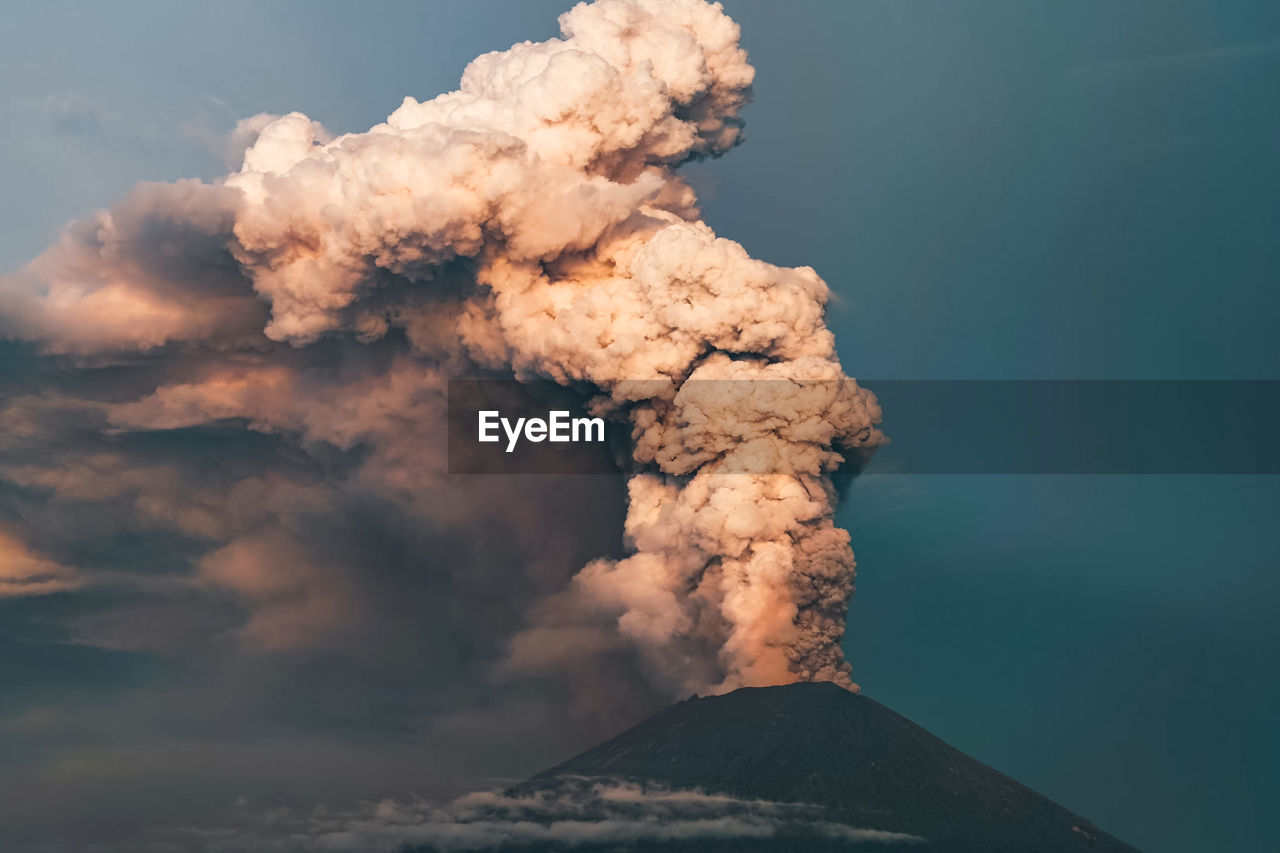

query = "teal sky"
[2,2,1277,851]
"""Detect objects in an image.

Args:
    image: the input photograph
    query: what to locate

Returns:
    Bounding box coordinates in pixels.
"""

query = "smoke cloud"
[0,0,880,699]
[0,526,83,597]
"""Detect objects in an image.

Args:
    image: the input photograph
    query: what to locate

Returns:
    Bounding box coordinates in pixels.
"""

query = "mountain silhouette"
[408,681,1140,852]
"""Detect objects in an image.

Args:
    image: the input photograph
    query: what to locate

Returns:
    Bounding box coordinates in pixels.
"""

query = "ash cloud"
[0,0,879,745]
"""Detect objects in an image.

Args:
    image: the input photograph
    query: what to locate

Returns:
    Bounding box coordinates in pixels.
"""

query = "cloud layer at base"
[158,779,923,852]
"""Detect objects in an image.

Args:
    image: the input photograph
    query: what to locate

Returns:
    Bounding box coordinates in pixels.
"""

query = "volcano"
[453,681,1139,853]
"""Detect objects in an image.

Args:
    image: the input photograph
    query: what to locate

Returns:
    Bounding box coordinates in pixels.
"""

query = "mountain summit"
[516,681,1140,852]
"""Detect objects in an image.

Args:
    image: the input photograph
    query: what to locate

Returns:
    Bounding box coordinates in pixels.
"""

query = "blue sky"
[2,2,1278,851]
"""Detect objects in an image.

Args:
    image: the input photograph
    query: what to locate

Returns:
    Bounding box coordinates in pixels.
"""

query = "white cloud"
[158,779,924,852]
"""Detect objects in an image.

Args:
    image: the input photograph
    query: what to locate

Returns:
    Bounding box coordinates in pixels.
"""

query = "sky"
[1,2,1277,852]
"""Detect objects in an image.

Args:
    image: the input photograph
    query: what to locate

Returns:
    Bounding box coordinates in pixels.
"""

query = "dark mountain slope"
[407,682,1140,853]
[526,681,1138,852]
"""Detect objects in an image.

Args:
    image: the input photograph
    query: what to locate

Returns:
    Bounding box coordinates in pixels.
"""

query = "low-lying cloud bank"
[157,779,923,852]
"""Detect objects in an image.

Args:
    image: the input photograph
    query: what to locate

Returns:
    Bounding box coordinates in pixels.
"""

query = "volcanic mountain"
[411,682,1141,852]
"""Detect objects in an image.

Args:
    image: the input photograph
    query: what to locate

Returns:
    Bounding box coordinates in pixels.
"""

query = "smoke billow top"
[0,0,881,695]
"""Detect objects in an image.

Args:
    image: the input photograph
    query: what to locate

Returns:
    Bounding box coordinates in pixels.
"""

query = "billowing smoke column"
[0,0,881,693]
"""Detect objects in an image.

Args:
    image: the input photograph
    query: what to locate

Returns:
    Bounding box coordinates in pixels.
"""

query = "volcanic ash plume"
[0,0,882,694]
